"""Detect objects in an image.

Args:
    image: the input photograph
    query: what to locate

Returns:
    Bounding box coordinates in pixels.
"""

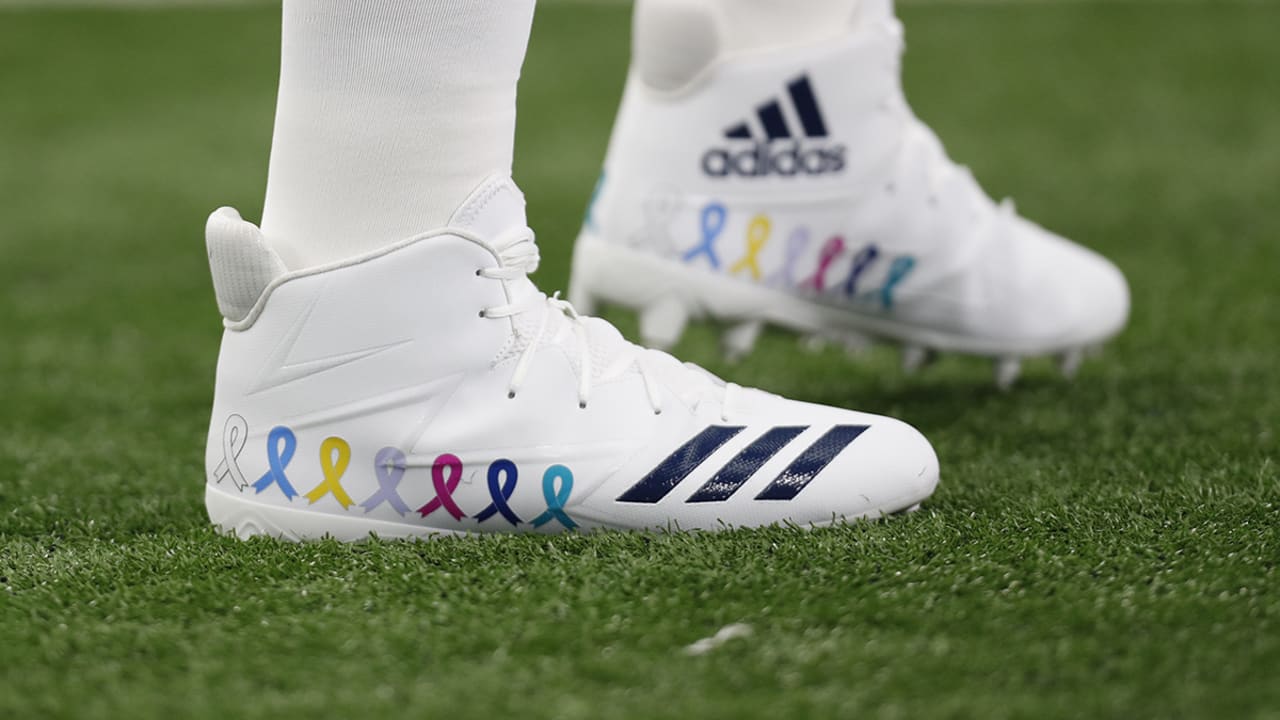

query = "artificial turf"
[1,1,1277,718]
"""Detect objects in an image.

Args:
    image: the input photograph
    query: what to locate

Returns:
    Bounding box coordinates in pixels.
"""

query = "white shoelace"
[478,227,739,419]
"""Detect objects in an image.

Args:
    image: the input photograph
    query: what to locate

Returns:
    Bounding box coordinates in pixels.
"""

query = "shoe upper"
[205,176,938,533]
[581,0,1129,355]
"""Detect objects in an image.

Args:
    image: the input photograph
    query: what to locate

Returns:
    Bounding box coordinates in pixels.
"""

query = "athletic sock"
[633,0,862,91]
[260,0,536,270]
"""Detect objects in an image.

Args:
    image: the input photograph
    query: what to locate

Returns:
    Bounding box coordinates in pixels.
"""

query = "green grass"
[2,2,1278,718]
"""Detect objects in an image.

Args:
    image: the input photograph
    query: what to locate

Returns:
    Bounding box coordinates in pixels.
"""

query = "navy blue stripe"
[755,425,868,500]
[617,426,746,503]
[724,123,753,139]
[787,76,829,139]
[687,426,808,503]
[756,101,791,140]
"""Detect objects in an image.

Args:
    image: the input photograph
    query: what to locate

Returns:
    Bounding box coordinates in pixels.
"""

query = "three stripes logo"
[617,425,868,504]
[701,75,847,179]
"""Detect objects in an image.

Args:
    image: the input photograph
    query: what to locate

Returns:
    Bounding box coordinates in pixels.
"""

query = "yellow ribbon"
[730,215,772,280]
[305,436,355,509]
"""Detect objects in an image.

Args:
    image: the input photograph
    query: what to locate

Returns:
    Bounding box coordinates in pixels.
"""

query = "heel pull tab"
[206,207,287,323]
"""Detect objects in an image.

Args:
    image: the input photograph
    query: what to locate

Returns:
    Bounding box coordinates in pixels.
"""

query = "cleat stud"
[638,296,689,351]
[843,331,875,359]
[902,345,936,374]
[995,356,1022,391]
[1058,349,1084,379]
[722,320,763,364]
[800,334,828,353]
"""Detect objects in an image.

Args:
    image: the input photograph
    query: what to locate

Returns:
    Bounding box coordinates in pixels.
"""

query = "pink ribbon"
[417,453,466,520]
[803,235,846,293]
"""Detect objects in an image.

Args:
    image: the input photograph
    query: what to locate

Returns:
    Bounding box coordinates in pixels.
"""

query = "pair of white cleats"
[204,3,1127,540]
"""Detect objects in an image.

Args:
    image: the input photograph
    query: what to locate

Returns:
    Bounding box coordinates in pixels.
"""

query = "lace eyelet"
[653,408,662,416]
[475,269,483,277]
[579,402,588,410]
[507,391,516,400]
[479,310,487,318]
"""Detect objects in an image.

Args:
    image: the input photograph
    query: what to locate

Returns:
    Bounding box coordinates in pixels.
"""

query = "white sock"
[634,0,862,91]
[260,0,536,270]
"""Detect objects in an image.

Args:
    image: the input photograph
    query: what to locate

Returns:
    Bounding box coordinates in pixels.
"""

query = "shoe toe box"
[736,393,940,522]
[967,219,1130,352]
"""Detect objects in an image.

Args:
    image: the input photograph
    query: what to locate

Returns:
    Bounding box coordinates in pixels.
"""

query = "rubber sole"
[205,485,929,542]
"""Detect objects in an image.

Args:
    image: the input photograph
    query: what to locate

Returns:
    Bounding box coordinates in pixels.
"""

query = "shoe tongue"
[448,173,544,303]
[447,174,529,240]
[855,0,896,25]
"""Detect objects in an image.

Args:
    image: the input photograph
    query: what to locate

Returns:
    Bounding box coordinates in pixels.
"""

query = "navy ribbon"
[532,465,578,530]
[474,459,522,526]
[683,202,727,269]
[252,426,298,499]
[842,244,880,298]
[360,447,412,516]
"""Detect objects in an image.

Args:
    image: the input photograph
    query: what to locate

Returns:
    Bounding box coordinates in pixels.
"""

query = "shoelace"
[478,227,740,420]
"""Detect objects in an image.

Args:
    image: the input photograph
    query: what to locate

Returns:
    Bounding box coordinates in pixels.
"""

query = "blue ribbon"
[474,459,522,526]
[360,447,412,515]
[532,464,578,530]
[878,256,916,309]
[683,202,727,269]
[252,426,298,499]
[843,244,881,297]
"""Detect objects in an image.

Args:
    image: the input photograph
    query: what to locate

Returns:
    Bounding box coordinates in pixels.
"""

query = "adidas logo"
[701,75,847,179]
[617,424,867,504]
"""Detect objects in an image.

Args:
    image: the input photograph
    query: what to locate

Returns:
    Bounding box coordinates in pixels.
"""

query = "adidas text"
[701,141,847,178]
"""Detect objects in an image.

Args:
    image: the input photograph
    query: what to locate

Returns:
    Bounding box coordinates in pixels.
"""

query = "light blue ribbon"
[878,256,916,309]
[583,171,605,232]
[532,465,578,530]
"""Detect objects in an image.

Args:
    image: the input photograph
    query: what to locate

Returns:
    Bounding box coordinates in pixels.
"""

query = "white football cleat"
[569,0,1129,384]
[203,176,938,540]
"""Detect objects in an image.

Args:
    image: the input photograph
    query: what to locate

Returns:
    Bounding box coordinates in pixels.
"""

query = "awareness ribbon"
[630,186,682,257]
[252,426,298,499]
[877,256,917,309]
[360,447,412,515]
[304,437,355,509]
[417,453,467,520]
[583,171,605,232]
[532,465,578,530]
[767,227,810,288]
[682,202,727,269]
[474,459,522,526]
[842,244,881,298]
[803,235,846,292]
[212,414,248,490]
[730,215,772,280]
